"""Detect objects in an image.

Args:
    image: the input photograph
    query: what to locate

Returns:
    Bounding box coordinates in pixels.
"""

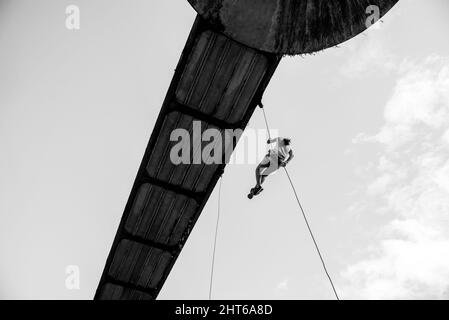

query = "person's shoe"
[254,185,263,195]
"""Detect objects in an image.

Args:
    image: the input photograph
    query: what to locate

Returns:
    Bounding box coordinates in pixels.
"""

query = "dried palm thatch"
[188,0,399,55]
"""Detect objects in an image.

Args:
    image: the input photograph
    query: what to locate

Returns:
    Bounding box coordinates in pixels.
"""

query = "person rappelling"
[248,139,294,198]
[248,102,294,199]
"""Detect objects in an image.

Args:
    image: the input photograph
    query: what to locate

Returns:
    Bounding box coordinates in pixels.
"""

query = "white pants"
[258,153,281,176]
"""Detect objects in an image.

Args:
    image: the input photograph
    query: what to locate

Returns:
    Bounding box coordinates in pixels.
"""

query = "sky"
[1,0,449,300]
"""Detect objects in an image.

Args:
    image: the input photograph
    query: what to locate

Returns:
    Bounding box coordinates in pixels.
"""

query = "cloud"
[374,56,449,148]
[339,22,397,78]
[342,56,449,299]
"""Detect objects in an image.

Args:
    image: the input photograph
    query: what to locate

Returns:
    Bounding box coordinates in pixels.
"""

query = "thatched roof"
[188,0,399,55]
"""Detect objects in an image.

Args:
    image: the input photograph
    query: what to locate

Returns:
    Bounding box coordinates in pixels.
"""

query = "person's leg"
[255,164,266,187]
[255,160,270,187]
[263,155,280,182]
[255,165,261,187]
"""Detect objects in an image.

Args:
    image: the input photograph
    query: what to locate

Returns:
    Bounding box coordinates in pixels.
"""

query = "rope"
[209,177,223,300]
[261,105,272,141]
[283,167,340,300]
[259,102,340,300]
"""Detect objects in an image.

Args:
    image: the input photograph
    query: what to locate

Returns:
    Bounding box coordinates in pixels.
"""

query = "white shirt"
[269,137,291,161]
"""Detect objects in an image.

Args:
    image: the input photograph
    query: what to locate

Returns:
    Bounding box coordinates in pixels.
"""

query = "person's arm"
[281,150,294,167]
[267,138,276,144]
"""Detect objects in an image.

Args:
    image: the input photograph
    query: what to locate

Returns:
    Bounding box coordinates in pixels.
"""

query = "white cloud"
[343,56,449,299]
[339,23,397,78]
[375,56,449,148]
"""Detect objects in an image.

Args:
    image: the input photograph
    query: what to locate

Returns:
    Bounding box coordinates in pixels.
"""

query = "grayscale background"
[1,0,449,299]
